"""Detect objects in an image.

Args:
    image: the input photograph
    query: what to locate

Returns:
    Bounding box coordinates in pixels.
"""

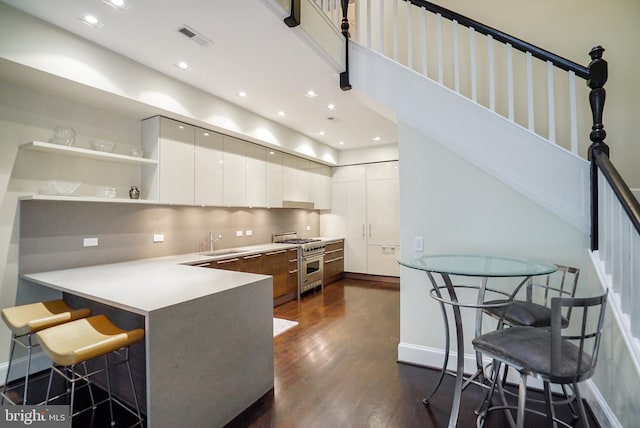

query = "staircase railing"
[316,0,597,156]
[588,50,640,365]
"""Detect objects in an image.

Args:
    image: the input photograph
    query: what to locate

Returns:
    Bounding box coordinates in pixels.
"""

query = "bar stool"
[36,314,145,426]
[1,300,91,404]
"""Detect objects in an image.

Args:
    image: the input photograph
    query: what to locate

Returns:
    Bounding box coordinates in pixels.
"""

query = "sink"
[199,249,243,257]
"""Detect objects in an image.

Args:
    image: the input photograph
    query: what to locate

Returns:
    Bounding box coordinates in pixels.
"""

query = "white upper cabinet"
[194,128,223,206]
[157,117,195,205]
[246,142,266,207]
[223,136,247,207]
[141,116,330,210]
[265,150,283,208]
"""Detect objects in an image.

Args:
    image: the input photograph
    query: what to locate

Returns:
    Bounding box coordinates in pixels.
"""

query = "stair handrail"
[402,0,589,79]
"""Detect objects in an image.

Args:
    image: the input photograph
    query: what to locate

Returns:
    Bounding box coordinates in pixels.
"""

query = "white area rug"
[273,318,299,337]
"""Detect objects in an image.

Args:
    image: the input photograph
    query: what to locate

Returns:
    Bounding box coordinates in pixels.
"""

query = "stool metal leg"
[104,354,115,426]
[124,348,143,425]
[24,334,33,404]
[1,334,17,404]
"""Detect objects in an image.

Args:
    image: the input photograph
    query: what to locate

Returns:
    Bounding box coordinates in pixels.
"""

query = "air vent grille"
[177,25,212,47]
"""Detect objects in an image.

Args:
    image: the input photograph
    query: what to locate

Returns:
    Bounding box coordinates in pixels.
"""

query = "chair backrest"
[527,264,580,319]
[550,291,607,383]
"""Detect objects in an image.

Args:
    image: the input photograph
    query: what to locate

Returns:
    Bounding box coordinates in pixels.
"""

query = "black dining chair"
[472,291,607,428]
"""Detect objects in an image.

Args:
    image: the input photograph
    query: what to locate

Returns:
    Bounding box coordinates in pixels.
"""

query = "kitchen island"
[21,251,277,428]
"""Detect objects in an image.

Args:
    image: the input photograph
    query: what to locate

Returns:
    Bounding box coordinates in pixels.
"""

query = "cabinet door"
[311,165,331,210]
[266,150,283,208]
[367,245,400,276]
[282,154,298,201]
[286,248,299,295]
[210,257,243,271]
[240,253,263,274]
[246,143,266,207]
[332,180,367,274]
[263,249,289,298]
[366,177,399,245]
[194,128,223,206]
[159,118,195,205]
[223,136,247,207]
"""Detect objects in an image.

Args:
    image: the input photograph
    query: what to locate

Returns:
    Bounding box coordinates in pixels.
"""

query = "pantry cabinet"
[323,161,399,277]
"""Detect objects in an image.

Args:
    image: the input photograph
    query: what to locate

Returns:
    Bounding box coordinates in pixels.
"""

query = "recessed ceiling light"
[237,91,248,98]
[277,111,286,117]
[305,90,318,98]
[269,151,275,155]
[102,0,129,11]
[372,136,381,141]
[327,103,335,110]
[80,15,102,28]
[203,132,209,136]
[318,131,326,136]
[175,61,191,71]
[338,141,344,145]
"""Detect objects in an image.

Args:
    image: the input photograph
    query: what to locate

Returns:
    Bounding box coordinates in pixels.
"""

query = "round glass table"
[399,254,557,428]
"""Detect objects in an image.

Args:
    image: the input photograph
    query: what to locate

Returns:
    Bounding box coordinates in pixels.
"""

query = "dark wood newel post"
[587,45,608,251]
[284,0,301,27]
[339,0,352,91]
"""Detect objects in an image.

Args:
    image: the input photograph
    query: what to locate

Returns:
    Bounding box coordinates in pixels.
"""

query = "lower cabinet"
[262,249,290,301]
[323,240,345,285]
[287,248,299,296]
[194,247,299,306]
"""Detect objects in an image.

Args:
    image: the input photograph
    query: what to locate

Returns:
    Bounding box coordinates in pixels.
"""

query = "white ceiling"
[1,0,397,151]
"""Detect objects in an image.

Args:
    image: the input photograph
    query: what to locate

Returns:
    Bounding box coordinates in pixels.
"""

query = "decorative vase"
[129,186,140,199]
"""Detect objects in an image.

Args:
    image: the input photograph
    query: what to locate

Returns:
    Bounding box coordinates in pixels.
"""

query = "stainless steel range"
[273,232,325,298]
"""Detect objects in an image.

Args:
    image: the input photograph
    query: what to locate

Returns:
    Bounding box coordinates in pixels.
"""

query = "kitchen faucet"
[208,231,222,252]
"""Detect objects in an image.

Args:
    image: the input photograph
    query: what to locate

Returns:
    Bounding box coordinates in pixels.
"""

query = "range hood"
[282,200,315,209]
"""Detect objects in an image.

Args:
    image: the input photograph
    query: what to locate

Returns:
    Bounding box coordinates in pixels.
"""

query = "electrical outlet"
[245,230,253,236]
[235,230,243,237]
[306,225,311,231]
[83,237,98,247]
[153,234,164,243]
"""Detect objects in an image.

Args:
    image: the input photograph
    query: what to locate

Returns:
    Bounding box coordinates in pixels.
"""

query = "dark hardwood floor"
[226,278,598,428]
[5,278,598,427]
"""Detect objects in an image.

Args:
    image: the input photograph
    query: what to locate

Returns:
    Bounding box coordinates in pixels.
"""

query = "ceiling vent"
[178,25,212,47]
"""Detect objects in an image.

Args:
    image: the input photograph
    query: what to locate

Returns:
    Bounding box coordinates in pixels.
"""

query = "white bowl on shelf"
[129,147,144,157]
[96,186,117,198]
[90,140,116,153]
[42,180,81,196]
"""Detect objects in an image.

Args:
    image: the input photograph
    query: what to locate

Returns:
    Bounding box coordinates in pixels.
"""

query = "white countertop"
[21,243,297,316]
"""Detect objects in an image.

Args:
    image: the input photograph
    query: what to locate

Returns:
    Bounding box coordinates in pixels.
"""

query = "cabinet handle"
[243,254,262,260]
[289,269,298,274]
[324,256,344,264]
[216,258,239,264]
[265,250,287,256]
[325,249,343,255]
[369,224,372,237]
[289,259,298,263]
[193,263,210,267]
[362,224,365,237]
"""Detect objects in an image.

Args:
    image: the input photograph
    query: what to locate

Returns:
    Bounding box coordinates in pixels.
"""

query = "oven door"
[301,253,323,293]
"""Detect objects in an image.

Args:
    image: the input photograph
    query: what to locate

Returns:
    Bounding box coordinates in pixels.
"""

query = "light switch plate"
[235,230,243,237]
[413,236,424,252]
[83,237,98,247]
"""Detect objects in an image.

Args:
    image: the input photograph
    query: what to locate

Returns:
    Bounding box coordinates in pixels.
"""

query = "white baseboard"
[0,350,51,385]
[398,342,618,427]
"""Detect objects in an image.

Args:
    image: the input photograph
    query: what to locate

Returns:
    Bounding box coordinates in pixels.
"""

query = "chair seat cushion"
[36,314,144,366]
[484,300,568,328]
[472,326,592,382]
[1,300,90,336]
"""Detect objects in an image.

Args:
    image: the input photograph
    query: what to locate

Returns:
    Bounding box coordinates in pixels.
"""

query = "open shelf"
[20,141,158,165]
[20,194,160,204]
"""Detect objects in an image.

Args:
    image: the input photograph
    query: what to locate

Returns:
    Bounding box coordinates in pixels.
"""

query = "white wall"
[398,120,636,426]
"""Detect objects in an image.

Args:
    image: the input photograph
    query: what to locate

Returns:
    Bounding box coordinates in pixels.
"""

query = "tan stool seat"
[2,300,91,336]
[36,315,144,367]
